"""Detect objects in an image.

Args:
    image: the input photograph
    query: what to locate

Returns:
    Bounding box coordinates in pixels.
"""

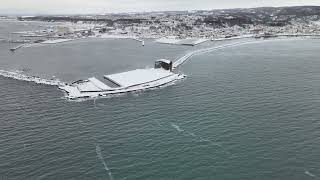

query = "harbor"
[1,28,320,180]
[1,4,320,180]
[2,15,320,100]
[1,36,311,100]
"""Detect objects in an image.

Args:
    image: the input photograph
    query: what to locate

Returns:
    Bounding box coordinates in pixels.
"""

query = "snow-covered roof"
[88,77,110,90]
[75,77,111,92]
[76,81,102,92]
[104,68,174,87]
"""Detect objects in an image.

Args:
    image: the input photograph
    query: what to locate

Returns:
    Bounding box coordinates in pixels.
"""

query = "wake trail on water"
[93,98,98,108]
[95,144,114,180]
[170,123,211,142]
[170,122,231,155]
[170,123,184,132]
[305,170,316,178]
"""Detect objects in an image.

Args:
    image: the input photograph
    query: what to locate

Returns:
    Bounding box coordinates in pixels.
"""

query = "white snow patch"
[41,39,73,44]
[105,68,174,87]
[76,81,101,92]
[97,34,138,39]
[156,37,208,46]
[156,37,181,44]
[88,77,111,90]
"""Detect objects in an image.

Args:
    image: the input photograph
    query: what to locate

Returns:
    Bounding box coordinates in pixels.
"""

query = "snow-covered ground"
[211,34,254,41]
[155,37,209,46]
[97,34,139,39]
[41,39,73,44]
[155,38,181,44]
[93,34,144,44]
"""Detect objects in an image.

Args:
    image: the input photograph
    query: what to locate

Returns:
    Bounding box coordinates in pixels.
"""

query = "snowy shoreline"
[155,37,209,46]
[40,39,73,44]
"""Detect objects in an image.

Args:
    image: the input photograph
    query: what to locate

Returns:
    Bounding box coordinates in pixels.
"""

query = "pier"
[10,44,25,52]
[173,41,254,69]
[156,38,209,46]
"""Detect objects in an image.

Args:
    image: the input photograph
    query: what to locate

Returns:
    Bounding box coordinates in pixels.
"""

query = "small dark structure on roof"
[155,59,173,71]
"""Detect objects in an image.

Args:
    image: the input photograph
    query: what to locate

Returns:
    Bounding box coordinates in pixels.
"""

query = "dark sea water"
[1,21,320,180]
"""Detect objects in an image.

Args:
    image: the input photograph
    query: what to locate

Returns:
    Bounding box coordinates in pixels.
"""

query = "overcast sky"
[1,0,320,15]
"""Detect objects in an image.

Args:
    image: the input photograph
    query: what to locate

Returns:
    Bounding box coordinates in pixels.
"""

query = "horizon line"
[1,5,320,16]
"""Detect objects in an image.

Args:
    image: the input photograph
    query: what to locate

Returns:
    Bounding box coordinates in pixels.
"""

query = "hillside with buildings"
[13,6,320,39]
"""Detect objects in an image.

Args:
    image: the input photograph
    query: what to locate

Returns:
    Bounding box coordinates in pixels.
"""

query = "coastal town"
[3,6,320,48]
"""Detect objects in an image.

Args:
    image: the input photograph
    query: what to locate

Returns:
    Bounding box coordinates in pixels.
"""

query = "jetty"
[173,41,254,69]
[10,44,25,52]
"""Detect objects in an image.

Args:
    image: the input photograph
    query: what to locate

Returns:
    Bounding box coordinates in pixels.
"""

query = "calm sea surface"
[1,21,320,180]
